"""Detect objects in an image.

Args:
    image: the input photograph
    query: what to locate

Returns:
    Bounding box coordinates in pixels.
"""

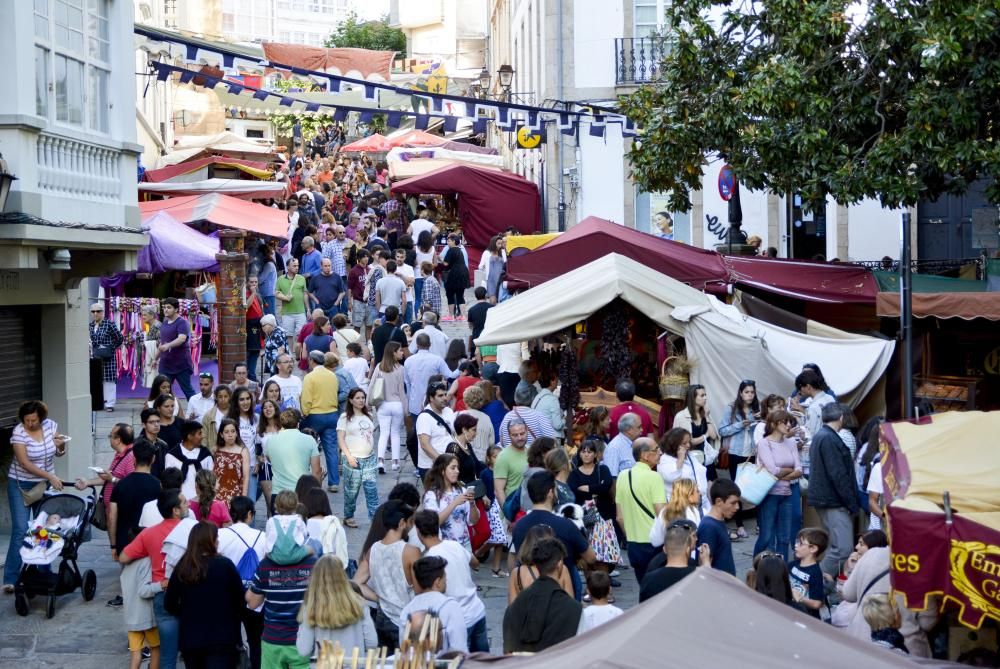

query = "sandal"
[491,569,509,578]
[343,518,359,528]
[2,584,13,594]
[736,527,749,539]
[729,530,740,541]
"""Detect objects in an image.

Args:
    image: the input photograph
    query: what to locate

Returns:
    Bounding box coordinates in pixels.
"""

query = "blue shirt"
[250,556,317,645]
[697,516,735,575]
[602,432,635,477]
[258,261,277,296]
[403,350,455,415]
[300,249,323,279]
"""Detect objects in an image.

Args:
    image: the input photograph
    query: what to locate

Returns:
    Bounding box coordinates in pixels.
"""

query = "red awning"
[505,216,728,290]
[391,163,541,269]
[388,130,446,148]
[262,43,394,81]
[139,193,287,239]
[340,133,391,153]
[724,256,879,304]
[138,179,287,200]
[876,291,1000,320]
[142,156,273,183]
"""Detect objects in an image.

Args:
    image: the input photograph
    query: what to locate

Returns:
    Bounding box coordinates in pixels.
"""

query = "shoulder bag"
[627,470,655,519]
[368,367,386,408]
[420,408,454,436]
[511,407,537,440]
[734,442,779,505]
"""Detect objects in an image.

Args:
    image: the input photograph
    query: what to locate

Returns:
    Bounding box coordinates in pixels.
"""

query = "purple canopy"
[138,211,220,273]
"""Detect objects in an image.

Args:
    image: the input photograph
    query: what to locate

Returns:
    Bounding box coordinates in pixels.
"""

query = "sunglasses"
[429,382,448,392]
[199,372,214,379]
[742,379,756,386]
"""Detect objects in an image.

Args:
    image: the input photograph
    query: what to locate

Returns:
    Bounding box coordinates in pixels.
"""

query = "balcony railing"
[615,37,670,85]
[36,133,122,201]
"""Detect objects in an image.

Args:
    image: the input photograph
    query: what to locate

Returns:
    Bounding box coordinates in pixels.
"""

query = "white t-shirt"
[415,407,455,469]
[271,374,303,409]
[343,357,370,390]
[409,219,435,241]
[336,413,376,458]
[424,539,486,627]
[186,393,215,423]
[866,460,883,530]
[577,604,624,633]
[395,263,416,301]
[217,523,266,570]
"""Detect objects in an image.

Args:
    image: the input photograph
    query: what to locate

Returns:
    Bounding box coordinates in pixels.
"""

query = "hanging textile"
[107,297,216,389]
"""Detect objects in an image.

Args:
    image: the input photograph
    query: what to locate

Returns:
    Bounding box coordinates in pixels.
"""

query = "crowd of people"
[13,306,967,667]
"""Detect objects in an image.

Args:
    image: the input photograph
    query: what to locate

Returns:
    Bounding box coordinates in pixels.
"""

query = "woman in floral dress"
[227,388,259,499]
[421,453,479,552]
[212,418,250,505]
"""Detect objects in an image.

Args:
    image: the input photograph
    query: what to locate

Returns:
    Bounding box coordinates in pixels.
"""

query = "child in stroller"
[13,488,98,618]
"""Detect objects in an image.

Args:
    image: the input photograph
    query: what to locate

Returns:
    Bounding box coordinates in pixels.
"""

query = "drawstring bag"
[194,272,217,305]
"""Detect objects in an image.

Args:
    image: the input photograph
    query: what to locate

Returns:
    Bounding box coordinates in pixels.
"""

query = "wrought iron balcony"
[615,36,670,85]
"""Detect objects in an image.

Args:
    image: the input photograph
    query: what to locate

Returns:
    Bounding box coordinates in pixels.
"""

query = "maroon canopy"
[506,217,879,304]
[391,163,542,269]
[506,216,728,290]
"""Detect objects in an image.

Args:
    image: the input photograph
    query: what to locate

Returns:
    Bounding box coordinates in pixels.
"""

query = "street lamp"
[0,153,18,214]
[477,66,491,92]
[468,81,482,98]
[497,64,515,92]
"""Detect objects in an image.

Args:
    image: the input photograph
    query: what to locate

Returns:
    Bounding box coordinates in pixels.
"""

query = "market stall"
[138,193,288,238]
[476,253,894,424]
[882,411,1000,634]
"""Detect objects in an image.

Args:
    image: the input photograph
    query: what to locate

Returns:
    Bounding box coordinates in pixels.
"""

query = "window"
[34,0,111,132]
[634,0,669,39]
[222,12,235,32]
[246,128,265,138]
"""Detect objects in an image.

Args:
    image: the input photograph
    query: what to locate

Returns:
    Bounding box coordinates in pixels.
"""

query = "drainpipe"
[556,0,567,232]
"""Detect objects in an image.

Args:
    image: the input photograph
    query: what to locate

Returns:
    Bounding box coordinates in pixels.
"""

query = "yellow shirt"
[614,461,666,542]
[300,365,339,416]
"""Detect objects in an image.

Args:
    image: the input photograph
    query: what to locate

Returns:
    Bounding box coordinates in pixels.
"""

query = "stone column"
[215,229,247,386]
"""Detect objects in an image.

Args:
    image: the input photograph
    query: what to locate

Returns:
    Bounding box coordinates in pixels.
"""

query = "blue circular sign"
[718,164,736,201]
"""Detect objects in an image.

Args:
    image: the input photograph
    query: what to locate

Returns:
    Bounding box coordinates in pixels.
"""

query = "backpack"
[228,528,261,587]
[269,518,310,566]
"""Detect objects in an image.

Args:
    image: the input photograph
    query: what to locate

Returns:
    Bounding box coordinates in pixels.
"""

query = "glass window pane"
[35,47,49,117]
[88,66,108,133]
[635,7,659,23]
[55,55,83,124]
[35,14,49,39]
[35,0,48,14]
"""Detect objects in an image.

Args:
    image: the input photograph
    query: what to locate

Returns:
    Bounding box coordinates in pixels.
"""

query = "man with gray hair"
[408,310,449,358]
[602,413,645,477]
[807,403,858,576]
[498,384,557,448]
[89,301,123,411]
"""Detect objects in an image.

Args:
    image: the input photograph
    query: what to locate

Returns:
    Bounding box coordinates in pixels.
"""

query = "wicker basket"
[659,356,690,400]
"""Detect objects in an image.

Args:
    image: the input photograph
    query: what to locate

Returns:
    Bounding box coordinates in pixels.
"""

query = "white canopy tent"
[475,253,894,418]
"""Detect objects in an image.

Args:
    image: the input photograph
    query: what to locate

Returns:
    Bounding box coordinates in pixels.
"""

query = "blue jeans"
[789,481,803,543]
[163,370,196,400]
[4,478,41,584]
[626,541,659,586]
[304,411,340,486]
[154,590,180,669]
[467,615,489,653]
[754,492,795,561]
[402,303,414,324]
[413,277,424,315]
[247,350,261,382]
[262,295,277,316]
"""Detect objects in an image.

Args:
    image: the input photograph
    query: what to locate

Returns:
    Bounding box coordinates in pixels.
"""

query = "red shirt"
[123,518,181,583]
[297,323,313,371]
[608,402,655,438]
[348,264,367,300]
[190,500,233,528]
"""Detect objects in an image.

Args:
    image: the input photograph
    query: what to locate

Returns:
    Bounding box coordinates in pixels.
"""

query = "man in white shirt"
[416,511,489,652]
[270,354,303,409]
[375,260,407,320]
[408,311,449,358]
[397,556,468,654]
[394,248,416,323]
[415,381,455,477]
[407,212,438,241]
[186,372,216,423]
[796,369,835,440]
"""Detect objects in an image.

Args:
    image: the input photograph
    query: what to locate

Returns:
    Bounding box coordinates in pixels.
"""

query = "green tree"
[324,12,406,54]
[619,0,1000,212]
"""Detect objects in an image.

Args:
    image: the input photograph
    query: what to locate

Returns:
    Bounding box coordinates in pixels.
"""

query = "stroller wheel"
[45,594,55,619]
[82,570,97,601]
[14,591,28,617]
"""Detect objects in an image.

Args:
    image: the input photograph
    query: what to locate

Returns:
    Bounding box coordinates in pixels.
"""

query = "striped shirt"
[250,556,317,645]
[9,419,58,482]
[498,407,557,448]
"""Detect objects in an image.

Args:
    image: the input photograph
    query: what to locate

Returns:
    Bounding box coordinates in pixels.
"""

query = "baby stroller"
[13,486,98,618]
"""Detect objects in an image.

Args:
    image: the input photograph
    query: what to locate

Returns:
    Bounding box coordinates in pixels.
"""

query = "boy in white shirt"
[343,342,370,391]
[577,571,623,633]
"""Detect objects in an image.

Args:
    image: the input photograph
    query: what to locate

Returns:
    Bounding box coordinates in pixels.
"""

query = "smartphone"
[88,466,105,474]
[465,486,476,496]
[58,435,72,442]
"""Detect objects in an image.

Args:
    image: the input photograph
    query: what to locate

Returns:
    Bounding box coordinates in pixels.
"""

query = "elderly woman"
[89,302,124,412]
[260,314,288,377]
[140,304,161,388]
[4,401,67,590]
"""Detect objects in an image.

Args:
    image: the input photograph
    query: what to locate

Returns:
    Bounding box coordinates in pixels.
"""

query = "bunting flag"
[136,25,641,139]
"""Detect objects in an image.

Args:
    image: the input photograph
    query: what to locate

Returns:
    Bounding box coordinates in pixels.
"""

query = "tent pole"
[900,212,914,418]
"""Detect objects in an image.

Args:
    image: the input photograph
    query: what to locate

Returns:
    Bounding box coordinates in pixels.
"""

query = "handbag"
[588,517,621,564]
[194,272,217,304]
[734,445,779,505]
[369,370,386,408]
[468,498,491,553]
[91,489,108,531]
[703,435,720,467]
[94,346,115,360]
[18,480,48,507]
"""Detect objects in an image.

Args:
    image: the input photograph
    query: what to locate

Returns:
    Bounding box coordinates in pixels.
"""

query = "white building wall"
[848,199,904,260]
[573,0,622,89]
[578,126,626,224]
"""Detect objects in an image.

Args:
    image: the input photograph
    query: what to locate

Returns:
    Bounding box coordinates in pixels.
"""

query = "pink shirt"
[608,402,655,438]
[756,436,801,496]
[190,500,233,528]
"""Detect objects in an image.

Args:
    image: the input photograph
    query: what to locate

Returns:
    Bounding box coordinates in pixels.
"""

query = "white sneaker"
[392,461,400,471]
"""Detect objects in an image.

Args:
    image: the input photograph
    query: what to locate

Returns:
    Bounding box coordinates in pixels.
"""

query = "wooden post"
[216,229,247,385]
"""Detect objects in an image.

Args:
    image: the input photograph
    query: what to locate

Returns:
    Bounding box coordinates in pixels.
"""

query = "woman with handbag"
[371,341,406,475]
[567,439,619,574]
[657,428,710,515]
[753,409,803,560]
[4,401,67,590]
[718,380,761,540]
[672,385,720,480]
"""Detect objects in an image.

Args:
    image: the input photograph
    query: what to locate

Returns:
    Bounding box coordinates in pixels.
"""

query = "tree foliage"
[324,12,406,54]
[619,0,1000,211]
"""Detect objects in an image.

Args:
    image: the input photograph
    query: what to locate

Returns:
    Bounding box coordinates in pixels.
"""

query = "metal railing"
[615,37,670,85]
[851,257,985,278]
